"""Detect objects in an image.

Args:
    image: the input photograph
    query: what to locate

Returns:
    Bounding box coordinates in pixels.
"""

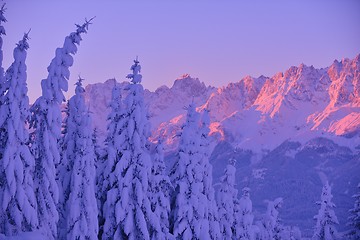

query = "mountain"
[84,74,215,145]
[83,54,360,237]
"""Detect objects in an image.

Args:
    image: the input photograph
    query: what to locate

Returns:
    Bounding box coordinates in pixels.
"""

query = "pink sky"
[2,0,360,102]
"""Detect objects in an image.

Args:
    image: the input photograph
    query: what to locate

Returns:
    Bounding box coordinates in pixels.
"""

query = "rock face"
[83,54,360,237]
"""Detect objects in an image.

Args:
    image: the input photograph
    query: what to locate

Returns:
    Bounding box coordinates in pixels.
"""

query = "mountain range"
[83,54,360,236]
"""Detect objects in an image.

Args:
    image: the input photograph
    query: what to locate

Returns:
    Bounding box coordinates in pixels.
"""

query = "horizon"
[2,0,360,102]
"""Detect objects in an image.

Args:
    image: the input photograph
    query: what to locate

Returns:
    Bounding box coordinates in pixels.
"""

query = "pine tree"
[29,19,93,239]
[102,58,155,240]
[0,3,6,99]
[148,139,173,239]
[0,32,38,236]
[100,82,125,239]
[57,100,70,240]
[313,182,339,240]
[60,77,98,239]
[93,127,106,240]
[237,187,255,240]
[170,102,217,239]
[347,183,360,239]
[217,157,238,240]
[259,197,284,240]
[92,128,104,164]
[198,109,221,239]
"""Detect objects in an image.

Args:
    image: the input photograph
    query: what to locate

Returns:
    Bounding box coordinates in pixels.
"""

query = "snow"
[0,6,359,238]
[102,59,157,240]
[58,78,98,239]
[0,32,38,236]
[313,181,340,239]
[0,231,46,240]
[29,19,91,240]
[170,103,220,239]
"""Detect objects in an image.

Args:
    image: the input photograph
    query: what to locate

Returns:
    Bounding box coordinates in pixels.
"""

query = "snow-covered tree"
[57,100,70,240]
[217,157,238,240]
[0,3,6,99]
[102,58,155,240]
[0,32,38,236]
[29,19,93,239]
[92,128,106,239]
[313,182,339,240]
[347,183,360,239]
[92,128,104,203]
[92,128,104,164]
[170,102,218,239]
[259,197,284,240]
[99,82,124,239]
[59,77,98,239]
[148,139,173,239]
[237,187,255,240]
[198,109,221,239]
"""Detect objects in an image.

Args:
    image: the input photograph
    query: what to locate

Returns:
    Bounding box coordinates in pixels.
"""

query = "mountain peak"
[172,74,210,97]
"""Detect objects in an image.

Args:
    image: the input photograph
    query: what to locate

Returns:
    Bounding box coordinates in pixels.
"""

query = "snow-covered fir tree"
[59,77,98,240]
[57,100,70,240]
[170,102,218,239]
[99,82,124,239]
[29,19,92,239]
[347,183,360,239]
[0,3,6,100]
[198,109,221,239]
[92,128,104,165]
[259,197,284,240]
[313,182,339,240]
[217,157,238,240]
[0,32,38,236]
[237,187,255,240]
[148,139,173,239]
[102,58,156,240]
[92,127,106,240]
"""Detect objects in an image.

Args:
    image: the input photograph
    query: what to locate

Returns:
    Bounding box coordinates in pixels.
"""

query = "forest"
[0,5,359,240]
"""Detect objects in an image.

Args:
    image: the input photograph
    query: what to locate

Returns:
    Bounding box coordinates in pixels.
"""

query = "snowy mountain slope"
[149,56,359,155]
[209,138,360,237]
[309,55,360,136]
[145,74,215,130]
[200,75,266,121]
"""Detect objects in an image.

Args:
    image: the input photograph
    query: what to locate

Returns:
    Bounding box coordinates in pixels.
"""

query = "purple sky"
[3,0,360,102]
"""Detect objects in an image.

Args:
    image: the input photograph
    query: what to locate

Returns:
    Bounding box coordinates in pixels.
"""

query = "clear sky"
[2,0,360,102]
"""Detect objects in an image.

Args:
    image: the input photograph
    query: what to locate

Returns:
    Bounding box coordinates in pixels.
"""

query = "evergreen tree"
[60,77,98,239]
[100,82,125,239]
[102,58,155,240]
[217,157,238,240]
[148,139,173,239]
[57,100,70,240]
[347,183,360,239]
[0,32,38,236]
[92,128,104,164]
[0,3,6,100]
[198,109,221,239]
[29,19,93,239]
[259,197,284,240]
[93,127,106,240]
[237,187,255,240]
[170,102,217,239]
[313,182,339,240]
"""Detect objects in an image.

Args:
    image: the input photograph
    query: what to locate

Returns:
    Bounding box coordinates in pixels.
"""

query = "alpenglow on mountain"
[84,55,360,236]
[85,55,360,150]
